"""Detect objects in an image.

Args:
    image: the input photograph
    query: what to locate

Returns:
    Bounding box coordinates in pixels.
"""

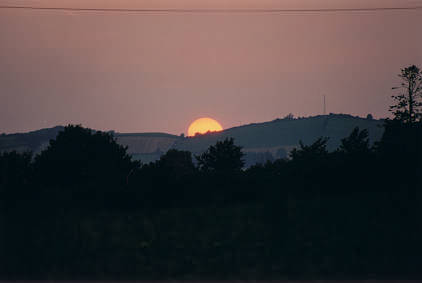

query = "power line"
[1,5,422,13]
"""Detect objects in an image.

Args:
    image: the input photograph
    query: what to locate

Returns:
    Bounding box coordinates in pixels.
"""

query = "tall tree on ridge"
[390,65,422,124]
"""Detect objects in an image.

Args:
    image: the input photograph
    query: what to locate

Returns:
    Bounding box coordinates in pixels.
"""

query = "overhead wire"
[1,5,422,13]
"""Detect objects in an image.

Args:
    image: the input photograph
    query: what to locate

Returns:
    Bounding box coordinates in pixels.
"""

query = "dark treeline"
[1,65,422,279]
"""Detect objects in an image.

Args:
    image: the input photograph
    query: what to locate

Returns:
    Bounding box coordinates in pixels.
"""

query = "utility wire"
[1,5,422,13]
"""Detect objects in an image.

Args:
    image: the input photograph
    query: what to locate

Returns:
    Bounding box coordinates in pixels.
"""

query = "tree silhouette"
[0,151,32,191]
[34,125,139,187]
[284,113,294,120]
[378,119,422,173]
[156,149,195,179]
[196,138,244,174]
[289,137,329,162]
[338,127,370,155]
[390,65,422,124]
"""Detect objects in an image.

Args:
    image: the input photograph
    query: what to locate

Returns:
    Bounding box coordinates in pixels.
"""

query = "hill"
[173,114,384,165]
[0,126,64,154]
[0,114,384,166]
[0,128,181,163]
[115,133,181,163]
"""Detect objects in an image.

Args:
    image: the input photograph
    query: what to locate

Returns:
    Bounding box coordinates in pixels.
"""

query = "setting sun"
[188,117,223,137]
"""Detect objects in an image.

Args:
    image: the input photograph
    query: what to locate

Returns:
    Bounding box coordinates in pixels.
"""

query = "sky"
[1,0,422,135]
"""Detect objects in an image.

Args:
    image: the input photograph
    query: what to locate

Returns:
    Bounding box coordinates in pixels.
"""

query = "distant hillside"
[0,114,384,166]
[115,133,181,164]
[173,114,384,162]
[0,128,181,163]
[0,126,64,154]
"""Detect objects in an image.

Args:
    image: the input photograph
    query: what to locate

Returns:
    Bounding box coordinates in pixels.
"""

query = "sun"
[188,117,223,137]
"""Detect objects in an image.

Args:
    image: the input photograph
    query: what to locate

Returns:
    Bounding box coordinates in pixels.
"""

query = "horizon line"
[2,113,385,136]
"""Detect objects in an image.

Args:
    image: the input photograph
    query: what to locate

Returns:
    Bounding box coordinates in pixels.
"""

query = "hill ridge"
[0,114,385,166]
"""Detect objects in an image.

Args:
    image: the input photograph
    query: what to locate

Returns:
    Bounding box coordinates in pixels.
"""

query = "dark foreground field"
[2,192,422,280]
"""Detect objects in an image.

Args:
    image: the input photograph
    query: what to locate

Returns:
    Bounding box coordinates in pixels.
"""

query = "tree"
[338,127,370,155]
[390,65,422,124]
[377,119,422,169]
[156,149,195,179]
[284,113,294,120]
[0,151,32,191]
[34,125,139,187]
[289,137,329,162]
[196,138,244,174]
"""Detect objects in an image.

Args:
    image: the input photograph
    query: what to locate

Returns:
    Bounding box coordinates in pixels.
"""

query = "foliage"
[289,137,329,161]
[283,113,294,120]
[196,138,245,174]
[0,151,32,191]
[377,119,422,176]
[390,65,422,123]
[33,125,139,187]
[136,149,195,184]
[338,127,370,155]
[156,149,195,178]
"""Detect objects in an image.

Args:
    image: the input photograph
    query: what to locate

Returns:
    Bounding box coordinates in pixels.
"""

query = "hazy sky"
[1,0,422,134]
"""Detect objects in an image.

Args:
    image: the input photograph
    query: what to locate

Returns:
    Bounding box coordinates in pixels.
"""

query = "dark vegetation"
[0,114,384,166]
[0,65,422,279]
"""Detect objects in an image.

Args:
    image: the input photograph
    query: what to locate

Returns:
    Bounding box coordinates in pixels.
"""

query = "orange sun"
[188,117,223,137]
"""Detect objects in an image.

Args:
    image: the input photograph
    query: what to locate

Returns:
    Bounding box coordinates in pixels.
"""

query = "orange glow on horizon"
[187,117,223,137]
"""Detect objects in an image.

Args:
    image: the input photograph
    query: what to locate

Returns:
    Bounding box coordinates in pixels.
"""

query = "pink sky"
[1,0,422,134]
